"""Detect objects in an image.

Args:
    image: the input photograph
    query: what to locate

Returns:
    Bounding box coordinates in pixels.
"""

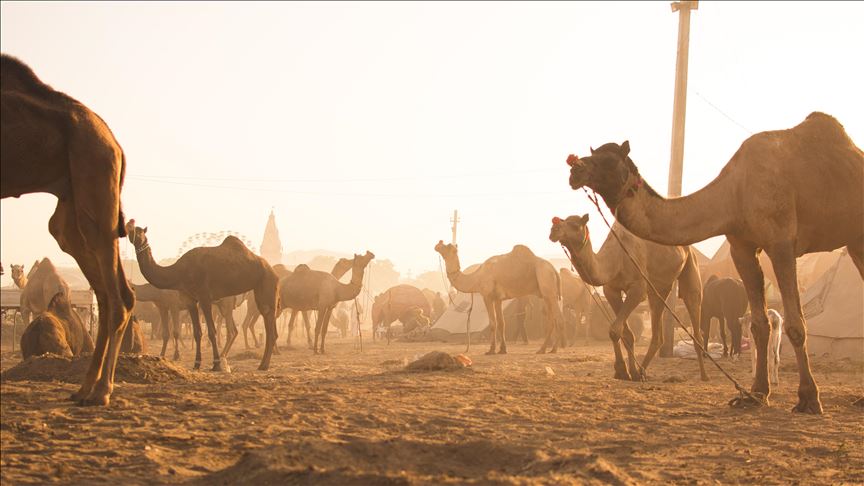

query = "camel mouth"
[568,164,590,190]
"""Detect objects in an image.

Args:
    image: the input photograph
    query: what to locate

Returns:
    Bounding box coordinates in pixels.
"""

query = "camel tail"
[117,150,128,238]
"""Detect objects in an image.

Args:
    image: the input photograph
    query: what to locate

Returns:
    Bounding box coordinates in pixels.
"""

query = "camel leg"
[170,308,181,361]
[482,297,497,355]
[157,305,170,358]
[186,305,205,370]
[49,199,133,406]
[699,315,712,361]
[602,289,632,380]
[198,302,224,371]
[677,252,709,381]
[318,307,335,354]
[221,308,240,357]
[536,298,560,354]
[719,315,729,357]
[729,240,771,407]
[303,311,314,349]
[494,300,507,354]
[242,305,261,349]
[286,310,299,347]
[729,312,743,359]
[767,243,822,414]
[252,281,278,370]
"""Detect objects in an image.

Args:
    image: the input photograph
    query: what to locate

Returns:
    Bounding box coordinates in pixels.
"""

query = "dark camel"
[371,285,432,343]
[242,259,352,349]
[566,112,863,412]
[279,252,375,354]
[550,214,708,381]
[131,283,184,360]
[700,276,748,359]
[126,221,280,371]
[1,54,135,405]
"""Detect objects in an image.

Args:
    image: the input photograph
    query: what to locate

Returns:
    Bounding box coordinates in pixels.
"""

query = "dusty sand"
[1,334,862,485]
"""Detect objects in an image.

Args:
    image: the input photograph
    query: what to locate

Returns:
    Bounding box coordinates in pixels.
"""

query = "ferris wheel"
[177,230,257,258]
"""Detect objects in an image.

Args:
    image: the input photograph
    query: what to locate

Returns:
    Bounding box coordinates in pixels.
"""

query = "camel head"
[434,240,458,261]
[549,214,591,252]
[353,251,375,272]
[568,141,645,209]
[10,264,25,285]
[125,219,149,250]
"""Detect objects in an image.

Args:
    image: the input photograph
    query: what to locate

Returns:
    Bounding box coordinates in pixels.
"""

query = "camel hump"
[0,54,78,106]
[510,245,536,257]
[798,111,850,142]
[294,264,311,273]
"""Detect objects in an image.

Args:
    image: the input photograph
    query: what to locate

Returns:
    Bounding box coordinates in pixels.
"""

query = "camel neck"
[134,241,181,290]
[336,267,366,301]
[612,171,734,246]
[12,275,26,289]
[443,255,482,293]
[562,233,619,287]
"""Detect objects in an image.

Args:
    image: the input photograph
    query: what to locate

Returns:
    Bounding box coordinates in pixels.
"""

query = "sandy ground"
[1,331,862,485]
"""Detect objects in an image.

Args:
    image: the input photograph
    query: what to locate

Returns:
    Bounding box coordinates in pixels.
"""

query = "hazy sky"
[2,1,862,287]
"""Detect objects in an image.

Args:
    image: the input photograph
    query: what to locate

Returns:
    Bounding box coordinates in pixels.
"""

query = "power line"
[694,91,754,135]
[127,166,560,184]
[126,177,573,199]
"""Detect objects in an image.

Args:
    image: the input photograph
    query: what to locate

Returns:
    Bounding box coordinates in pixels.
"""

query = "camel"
[131,283,184,360]
[550,215,708,381]
[242,259,353,350]
[372,285,433,343]
[120,315,146,354]
[1,54,135,406]
[566,112,863,413]
[700,276,748,359]
[20,293,94,359]
[559,268,592,345]
[10,259,70,328]
[434,241,563,355]
[279,251,375,354]
[126,221,280,371]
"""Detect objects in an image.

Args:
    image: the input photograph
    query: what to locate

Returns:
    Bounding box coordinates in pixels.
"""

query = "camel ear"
[552,216,562,225]
[143,227,148,234]
[589,146,595,155]
[620,140,630,157]
[580,213,590,224]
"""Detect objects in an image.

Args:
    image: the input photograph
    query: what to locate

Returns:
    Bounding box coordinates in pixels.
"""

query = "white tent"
[801,251,863,359]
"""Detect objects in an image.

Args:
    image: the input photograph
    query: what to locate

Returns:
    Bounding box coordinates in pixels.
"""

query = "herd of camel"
[1,53,862,414]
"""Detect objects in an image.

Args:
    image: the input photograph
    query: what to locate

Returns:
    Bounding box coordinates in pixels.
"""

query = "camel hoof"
[728,394,766,409]
[78,389,111,407]
[69,390,89,402]
[613,371,632,381]
[257,364,270,371]
[193,361,202,371]
[173,353,181,361]
[792,397,824,414]
[549,348,558,354]
[497,348,507,355]
[485,350,496,356]
[630,371,645,382]
[535,349,547,355]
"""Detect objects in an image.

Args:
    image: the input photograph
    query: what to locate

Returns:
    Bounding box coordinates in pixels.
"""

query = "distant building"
[260,209,283,265]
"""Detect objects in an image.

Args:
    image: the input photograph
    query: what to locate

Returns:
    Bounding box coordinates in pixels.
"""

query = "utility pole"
[450,210,460,245]
[662,0,698,358]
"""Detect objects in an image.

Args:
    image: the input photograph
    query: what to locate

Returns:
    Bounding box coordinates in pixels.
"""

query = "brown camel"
[278,251,375,354]
[120,315,147,354]
[21,293,95,359]
[559,268,592,344]
[242,259,353,350]
[131,282,184,360]
[1,54,135,406]
[550,215,708,381]
[126,221,280,371]
[566,112,864,413]
[434,241,563,355]
[371,285,432,343]
[10,259,70,330]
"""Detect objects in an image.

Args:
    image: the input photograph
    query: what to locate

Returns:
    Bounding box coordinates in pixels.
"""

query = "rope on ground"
[583,188,764,405]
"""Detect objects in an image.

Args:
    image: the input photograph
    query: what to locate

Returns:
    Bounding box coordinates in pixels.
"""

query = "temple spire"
[260,208,283,265]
